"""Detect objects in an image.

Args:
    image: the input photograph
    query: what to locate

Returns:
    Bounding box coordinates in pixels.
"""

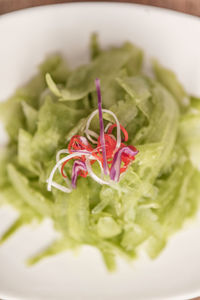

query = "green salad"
[0,34,200,270]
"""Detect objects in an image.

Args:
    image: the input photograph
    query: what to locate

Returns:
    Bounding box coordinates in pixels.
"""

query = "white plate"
[0,3,200,300]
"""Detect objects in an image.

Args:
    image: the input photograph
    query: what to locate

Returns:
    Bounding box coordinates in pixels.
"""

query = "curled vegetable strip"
[110,146,139,182]
[71,160,87,188]
[47,148,72,193]
[56,149,72,189]
[105,122,113,133]
[85,109,100,144]
[50,181,72,193]
[85,157,110,185]
[85,109,121,150]
[87,129,99,142]
[56,149,69,162]
[107,123,129,142]
[47,151,106,192]
[47,152,91,192]
[95,78,109,175]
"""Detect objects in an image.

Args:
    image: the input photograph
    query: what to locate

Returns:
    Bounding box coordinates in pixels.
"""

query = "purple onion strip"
[71,160,87,189]
[110,146,139,182]
[95,78,109,175]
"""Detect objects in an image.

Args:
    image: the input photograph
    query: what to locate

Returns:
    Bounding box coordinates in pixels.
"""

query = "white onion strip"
[105,122,113,132]
[47,151,110,192]
[50,181,72,193]
[86,129,99,144]
[47,152,90,191]
[56,149,69,162]
[85,109,121,150]
[56,149,72,188]
[85,157,109,185]
[102,109,121,149]
[85,109,99,144]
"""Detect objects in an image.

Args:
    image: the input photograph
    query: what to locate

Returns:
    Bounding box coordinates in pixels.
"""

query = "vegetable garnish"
[96,78,109,175]
[47,79,138,193]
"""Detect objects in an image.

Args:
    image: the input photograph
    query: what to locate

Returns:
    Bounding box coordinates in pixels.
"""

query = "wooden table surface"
[0,0,200,16]
[0,0,199,300]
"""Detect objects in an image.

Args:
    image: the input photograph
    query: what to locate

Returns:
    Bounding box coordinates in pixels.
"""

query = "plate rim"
[1,1,200,22]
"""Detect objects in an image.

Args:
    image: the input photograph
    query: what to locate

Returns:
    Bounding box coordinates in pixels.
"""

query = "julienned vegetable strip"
[110,146,138,182]
[47,79,138,193]
[95,78,109,175]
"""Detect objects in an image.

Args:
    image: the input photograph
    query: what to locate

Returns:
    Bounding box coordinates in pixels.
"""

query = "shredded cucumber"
[0,36,200,271]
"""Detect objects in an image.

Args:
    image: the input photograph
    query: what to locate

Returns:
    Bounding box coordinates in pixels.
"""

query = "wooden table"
[0,0,200,16]
[0,1,199,300]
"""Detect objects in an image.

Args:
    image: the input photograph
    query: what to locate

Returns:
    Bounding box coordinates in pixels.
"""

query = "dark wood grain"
[0,0,200,16]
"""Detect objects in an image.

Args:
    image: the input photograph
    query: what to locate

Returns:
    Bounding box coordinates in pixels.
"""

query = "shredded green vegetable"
[0,35,200,271]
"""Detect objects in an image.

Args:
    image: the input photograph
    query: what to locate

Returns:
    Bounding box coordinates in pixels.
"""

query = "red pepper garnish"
[97,134,116,160]
[61,127,137,180]
[68,135,93,152]
[107,123,128,142]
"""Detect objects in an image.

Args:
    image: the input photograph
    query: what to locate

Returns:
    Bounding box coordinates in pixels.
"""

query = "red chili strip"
[120,145,137,174]
[107,123,128,142]
[61,159,70,178]
[97,134,117,159]
[68,135,93,153]
[79,169,88,178]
